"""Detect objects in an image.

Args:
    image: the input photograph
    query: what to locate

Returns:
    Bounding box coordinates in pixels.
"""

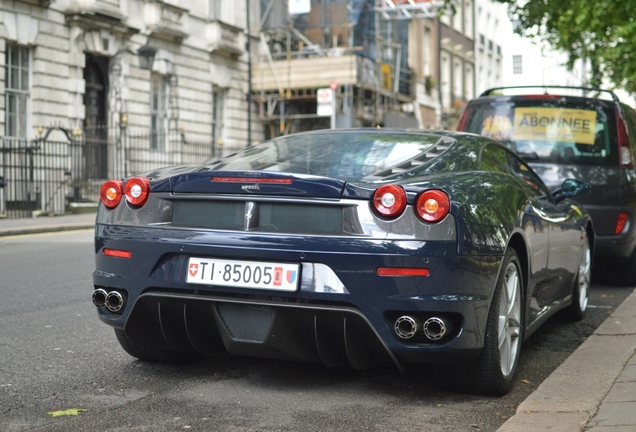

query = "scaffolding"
[253,0,444,138]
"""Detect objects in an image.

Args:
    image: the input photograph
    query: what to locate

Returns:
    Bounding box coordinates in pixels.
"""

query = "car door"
[506,151,581,306]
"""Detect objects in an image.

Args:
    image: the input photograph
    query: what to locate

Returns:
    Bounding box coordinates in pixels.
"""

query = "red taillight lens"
[615,212,629,235]
[377,267,430,277]
[415,190,450,223]
[373,185,407,218]
[518,94,563,100]
[103,248,132,259]
[617,112,634,167]
[100,180,123,209]
[124,177,150,207]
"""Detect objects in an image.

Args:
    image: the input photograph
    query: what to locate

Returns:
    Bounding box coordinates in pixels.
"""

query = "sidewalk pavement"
[0,212,96,237]
[1,212,635,431]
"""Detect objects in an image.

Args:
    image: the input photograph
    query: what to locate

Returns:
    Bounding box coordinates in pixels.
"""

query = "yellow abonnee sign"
[512,107,597,144]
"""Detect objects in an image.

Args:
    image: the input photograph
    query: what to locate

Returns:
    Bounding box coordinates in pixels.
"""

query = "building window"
[512,55,523,74]
[5,44,30,138]
[464,63,474,101]
[211,87,225,148]
[464,0,473,38]
[209,0,220,20]
[423,27,432,76]
[150,73,168,150]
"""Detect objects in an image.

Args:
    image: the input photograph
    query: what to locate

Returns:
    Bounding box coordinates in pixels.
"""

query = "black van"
[458,86,636,284]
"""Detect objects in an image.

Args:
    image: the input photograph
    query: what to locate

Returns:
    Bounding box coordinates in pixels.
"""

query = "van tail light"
[124,177,151,207]
[456,108,469,131]
[100,180,123,209]
[616,112,634,167]
[373,185,407,218]
[415,190,450,223]
[615,212,629,235]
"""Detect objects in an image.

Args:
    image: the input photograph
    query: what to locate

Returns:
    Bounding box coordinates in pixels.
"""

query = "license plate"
[186,257,300,291]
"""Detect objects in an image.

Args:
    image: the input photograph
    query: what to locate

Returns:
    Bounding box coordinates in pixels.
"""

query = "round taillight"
[100,180,123,209]
[373,185,407,218]
[415,190,450,223]
[124,177,150,207]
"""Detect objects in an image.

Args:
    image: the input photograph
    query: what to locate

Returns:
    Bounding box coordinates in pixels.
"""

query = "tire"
[563,236,591,321]
[115,329,201,364]
[437,248,523,396]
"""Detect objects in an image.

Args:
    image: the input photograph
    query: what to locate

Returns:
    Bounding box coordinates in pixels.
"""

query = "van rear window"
[463,99,617,166]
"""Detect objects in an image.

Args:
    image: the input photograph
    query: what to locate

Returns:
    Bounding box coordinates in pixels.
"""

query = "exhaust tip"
[92,288,108,308]
[394,316,418,339]
[423,317,448,341]
[105,290,125,313]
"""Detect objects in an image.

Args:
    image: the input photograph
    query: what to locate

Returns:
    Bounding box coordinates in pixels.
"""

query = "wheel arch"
[586,221,595,264]
[506,232,529,333]
[507,232,529,298]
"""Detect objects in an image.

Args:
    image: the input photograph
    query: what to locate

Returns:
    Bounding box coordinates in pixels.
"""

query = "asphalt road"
[0,230,631,432]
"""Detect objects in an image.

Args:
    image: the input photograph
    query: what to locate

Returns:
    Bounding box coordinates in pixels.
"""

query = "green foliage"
[444,0,636,93]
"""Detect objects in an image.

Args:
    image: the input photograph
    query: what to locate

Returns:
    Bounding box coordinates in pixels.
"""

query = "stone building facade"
[0,0,261,155]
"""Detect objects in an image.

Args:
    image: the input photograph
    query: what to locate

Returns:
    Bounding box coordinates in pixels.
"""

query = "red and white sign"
[317,88,333,104]
[317,88,333,116]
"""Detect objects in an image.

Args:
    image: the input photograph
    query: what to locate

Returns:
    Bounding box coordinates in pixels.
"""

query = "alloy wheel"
[578,239,591,312]
[498,261,522,379]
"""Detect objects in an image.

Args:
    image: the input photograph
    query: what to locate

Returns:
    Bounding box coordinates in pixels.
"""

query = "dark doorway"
[83,54,109,180]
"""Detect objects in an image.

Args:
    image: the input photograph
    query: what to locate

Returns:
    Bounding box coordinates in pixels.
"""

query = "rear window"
[208,131,440,180]
[461,98,618,166]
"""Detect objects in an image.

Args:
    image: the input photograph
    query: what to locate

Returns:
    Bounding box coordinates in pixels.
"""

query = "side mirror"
[554,179,590,202]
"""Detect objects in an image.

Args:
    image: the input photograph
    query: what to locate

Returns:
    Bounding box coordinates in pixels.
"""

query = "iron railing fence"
[0,127,239,219]
[0,137,70,219]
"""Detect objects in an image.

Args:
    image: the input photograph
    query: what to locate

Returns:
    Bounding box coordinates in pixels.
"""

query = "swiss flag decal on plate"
[189,263,199,277]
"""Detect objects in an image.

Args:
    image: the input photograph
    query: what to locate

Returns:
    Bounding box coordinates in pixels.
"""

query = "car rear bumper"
[93,224,501,367]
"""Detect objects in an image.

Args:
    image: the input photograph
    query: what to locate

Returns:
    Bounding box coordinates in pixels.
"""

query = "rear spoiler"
[479,86,620,102]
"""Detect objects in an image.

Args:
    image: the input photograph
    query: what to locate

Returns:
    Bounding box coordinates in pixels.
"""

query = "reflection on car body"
[93,129,593,395]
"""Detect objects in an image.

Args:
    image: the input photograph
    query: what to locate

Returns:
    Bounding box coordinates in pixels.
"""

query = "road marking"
[587,304,613,309]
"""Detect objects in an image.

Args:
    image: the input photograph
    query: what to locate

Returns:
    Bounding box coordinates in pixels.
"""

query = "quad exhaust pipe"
[394,315,451,341]
[92,288,126,313]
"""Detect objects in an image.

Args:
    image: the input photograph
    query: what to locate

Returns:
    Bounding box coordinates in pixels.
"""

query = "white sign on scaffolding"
[317,88,333,116]
[289,0,311,15]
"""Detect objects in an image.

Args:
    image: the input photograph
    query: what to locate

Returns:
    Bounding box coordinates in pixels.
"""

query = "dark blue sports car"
[93,129,593,395]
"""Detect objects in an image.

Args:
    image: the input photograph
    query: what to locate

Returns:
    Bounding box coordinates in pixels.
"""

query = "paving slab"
[587,401,636,428]
[496,411,588,432]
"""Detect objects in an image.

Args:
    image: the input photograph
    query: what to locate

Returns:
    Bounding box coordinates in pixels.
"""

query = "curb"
[0,224,95,237]
[497,290,636,431]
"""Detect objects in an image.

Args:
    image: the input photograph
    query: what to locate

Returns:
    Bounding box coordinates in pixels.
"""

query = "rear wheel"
[564,236,590,321]
[115,329,201,364]
[438,248,523,395]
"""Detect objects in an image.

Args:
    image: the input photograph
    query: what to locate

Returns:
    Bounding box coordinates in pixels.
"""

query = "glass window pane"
[20,47,28,68]
[6,93,17,136]
[8,47,17,67]
[21,67,29,90]
[9,66,19,90]
[14,93,27,137]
